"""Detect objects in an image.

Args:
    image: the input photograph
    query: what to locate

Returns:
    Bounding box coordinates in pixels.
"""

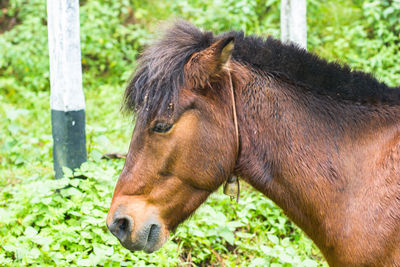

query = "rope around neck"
[223,69,240,202]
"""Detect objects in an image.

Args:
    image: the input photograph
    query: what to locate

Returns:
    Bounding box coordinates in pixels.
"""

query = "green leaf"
[62,167,74,178]
[93,244,114,256]
[76,258,91,266]
[60,187,83,198]
[268,234,280,245]
[24,226,38,238]
[250,257,268,266]
[300,259,319,267]
[219,226,235,245]
[32,235,53,247]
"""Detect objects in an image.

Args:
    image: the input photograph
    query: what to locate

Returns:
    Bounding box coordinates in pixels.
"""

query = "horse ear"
[212,36,235,70]
[185,36,235,88]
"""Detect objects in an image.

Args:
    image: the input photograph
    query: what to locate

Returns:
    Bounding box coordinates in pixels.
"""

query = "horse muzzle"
[107,214,166,253]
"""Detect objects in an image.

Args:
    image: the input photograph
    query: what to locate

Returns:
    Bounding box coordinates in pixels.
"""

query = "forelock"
[123,20,214,123]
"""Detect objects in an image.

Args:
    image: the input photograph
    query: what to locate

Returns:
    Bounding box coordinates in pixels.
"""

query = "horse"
[107,20,400,266]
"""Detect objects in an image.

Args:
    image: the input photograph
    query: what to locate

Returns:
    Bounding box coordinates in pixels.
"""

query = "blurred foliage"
[0,162,322,266]
[307,0,400,86]
[0,0,399,266]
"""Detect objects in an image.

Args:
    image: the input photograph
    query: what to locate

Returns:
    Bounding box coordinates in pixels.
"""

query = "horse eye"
[152,122,173,133]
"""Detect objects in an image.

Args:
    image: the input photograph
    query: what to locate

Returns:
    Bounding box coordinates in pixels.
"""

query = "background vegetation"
[0,0,399,266]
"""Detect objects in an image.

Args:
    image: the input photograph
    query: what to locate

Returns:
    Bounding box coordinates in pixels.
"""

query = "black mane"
[124,21,400,122]
[228,31,400,105]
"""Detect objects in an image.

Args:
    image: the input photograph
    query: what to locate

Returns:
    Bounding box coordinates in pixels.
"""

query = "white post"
[281,0,307,49]
[47,0,87,178]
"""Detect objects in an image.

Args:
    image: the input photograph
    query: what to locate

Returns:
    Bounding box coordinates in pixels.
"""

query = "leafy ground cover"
[0,0,399,265]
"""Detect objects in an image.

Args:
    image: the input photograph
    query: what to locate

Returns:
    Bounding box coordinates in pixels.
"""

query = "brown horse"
[107,21,400,266]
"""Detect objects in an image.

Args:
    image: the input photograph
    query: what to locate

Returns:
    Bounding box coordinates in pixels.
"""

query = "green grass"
[1,0,399,265]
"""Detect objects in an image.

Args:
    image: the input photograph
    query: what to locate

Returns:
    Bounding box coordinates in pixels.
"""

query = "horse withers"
[107,21,400,266]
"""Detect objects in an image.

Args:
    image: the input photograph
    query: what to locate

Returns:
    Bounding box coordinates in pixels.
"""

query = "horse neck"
[234,70,400,251]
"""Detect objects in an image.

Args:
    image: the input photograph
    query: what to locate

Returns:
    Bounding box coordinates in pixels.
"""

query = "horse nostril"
[117,218,129,234]
[108,216,133,242]
[145,223,161,249]
[148,224,158,240]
